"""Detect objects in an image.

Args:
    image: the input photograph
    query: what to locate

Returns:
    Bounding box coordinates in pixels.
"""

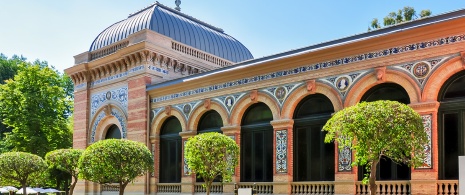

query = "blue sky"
[1,0,465,73]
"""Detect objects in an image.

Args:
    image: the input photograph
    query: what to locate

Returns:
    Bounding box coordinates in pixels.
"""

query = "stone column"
[409,101,440,195]
[270,119,294,195]
[180,130,197,195]
[221,125,241,195]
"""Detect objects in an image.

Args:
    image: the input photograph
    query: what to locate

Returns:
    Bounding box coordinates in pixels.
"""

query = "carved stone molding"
[221,125,240,135]
[270,119,294,130]
[306,80,316,94]
[409,101,440,113]
[204,99,211,109]
[375,66,386,82]
[164,105,172,115]
[179,130,196,138]
[250,90,258,102]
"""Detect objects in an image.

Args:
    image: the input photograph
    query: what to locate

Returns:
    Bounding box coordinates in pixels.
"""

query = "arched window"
[159,116,182,183]
[438,71,465,180]
[240,103,273,182]
[196,110,223,182]
[359,83,411,181]
[293,94,334,181]
[197,110,223,133]
[105,124,121,139]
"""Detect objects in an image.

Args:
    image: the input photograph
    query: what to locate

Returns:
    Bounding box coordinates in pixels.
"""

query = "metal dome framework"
[90,2,253,63]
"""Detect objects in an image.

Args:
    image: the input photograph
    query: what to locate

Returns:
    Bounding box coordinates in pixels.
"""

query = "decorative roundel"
[105,91,111,100]
[224,96,234,108]
[274,86,287,101]
[335,76,350,91]
[413,62,430,78]
[183,104,191,115]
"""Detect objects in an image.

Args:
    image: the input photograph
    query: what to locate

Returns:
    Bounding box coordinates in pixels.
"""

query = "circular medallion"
[413,62,430,78]
[105,91,111,100]
[336,77,349,91]
[183,104,191,115]
[274,87,287,101]
[224,96,234,108]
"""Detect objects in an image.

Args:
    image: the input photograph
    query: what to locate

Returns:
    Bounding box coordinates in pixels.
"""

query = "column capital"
[221,125,241,135]
[179,130,196,139]
[409,101,440,114]
[270,119,294,130]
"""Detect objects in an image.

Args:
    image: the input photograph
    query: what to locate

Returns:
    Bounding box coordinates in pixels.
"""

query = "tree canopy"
[369,6,432,30]
[46,149,84,195]
[323,100,428,195]
[79,139,153,195]
[184,132,239,195]
[0,152,48,195]
[0,63,73,156]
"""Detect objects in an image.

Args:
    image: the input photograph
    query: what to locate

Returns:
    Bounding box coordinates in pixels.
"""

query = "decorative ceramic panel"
[228,135,236,175]
[90,107,127,143]
[151,34,465,103]
[417,114,432,169]
[338,146,352,172]
[262,83,300,107]
[150,107,163,123]
[173,101,201,121]
[393,57,446,88]
[147,65,169,75]
[276,130,288,173]
[213,93,246,114]
[90,65,145,87]
[183,140,190,175]
[322,71,366,98]
[90,86,128,119]
[151,144,155,177]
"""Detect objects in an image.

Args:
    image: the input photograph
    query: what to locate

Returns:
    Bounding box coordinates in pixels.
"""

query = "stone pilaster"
[270,119,294,195]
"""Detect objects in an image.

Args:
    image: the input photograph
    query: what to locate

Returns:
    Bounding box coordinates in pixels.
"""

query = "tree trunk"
[21,181,27,195]
[369,159,379,195]
[206,180,212,195]
[119,182,128,195]
[69,176,78,195]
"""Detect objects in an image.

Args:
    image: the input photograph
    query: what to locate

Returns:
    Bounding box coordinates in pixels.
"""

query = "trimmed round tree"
[78,139,153,195]
[46,149,84,195]
[184,132,239,195]
[0,152,48,195]
[323,100,428,195]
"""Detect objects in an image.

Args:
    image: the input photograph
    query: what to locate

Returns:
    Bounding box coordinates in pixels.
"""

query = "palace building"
[65,2,465,195]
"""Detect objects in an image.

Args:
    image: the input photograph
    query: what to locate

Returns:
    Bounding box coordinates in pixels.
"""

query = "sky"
[1,0,465,73]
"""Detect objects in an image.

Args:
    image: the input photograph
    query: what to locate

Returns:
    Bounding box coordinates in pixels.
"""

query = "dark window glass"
[358,83,411,181]
[196,110,223,182]
[105,124,121,139]
[241,103,273,182]
[293,94,334,181]
[438,71,465,180]
[160,117,182,183]
[198,110,223,133]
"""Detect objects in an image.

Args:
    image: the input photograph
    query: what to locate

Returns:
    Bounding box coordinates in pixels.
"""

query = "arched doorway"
[358,83,411,181]
[240,102,273,182]
[159,116,182,183]
[105,124,121,139]
[438,70,465,180]
[196,110,223,182]
[293,94,335,181]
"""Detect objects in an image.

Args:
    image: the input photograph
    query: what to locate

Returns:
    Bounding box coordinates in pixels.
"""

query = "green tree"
[46,149,84,195]
[184,132,239,195]
[323,100,428,195]
[79,139,153,195]
[369,6,432,31]
[0,63,72,157]
[0,152,48,195]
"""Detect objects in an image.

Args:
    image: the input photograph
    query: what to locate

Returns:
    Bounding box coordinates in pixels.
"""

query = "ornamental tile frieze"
[392,56,450,88]
[320,71,368,98]
[262,83,301,107]
[418,114,432,169]
[276,130,288,173]
[90,86,128,119]
[173,101,202,121]
[151,34,465,103]
[90,107,127,142]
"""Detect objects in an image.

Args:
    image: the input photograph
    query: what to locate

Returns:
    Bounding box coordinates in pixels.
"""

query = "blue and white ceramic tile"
[89,107,127,143]
[338,146,352,172]
[320,71,367,98]
[262,83,301,107]
[151,34,465,104]
[90,65,145,87]
[418,114,432,169]
[90,86,128,119]
[173,101,202,121]
[276,130,288,173]
[392,56,449,88]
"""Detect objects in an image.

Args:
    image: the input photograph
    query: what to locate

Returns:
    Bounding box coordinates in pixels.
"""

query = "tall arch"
[345,69,420,107]
[90,104,127,142]
[281,82,342,119]
[159,116,183,183]
[188,101,229,131]
[150,107,187,137]
[358,83,411,181]
[438,70,465,180]
[293,94,335,181]
[240,102,273,182]
[230,92,279,126]
[422,56,465,101]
